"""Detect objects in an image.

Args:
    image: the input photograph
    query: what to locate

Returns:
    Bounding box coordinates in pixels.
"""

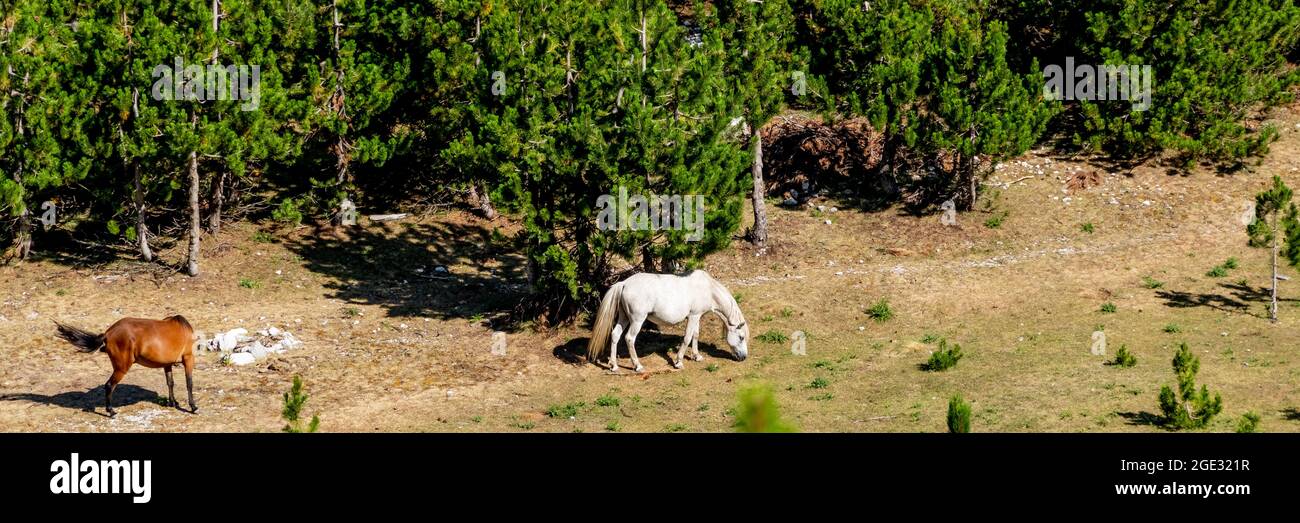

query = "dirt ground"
[3,105,1300,433]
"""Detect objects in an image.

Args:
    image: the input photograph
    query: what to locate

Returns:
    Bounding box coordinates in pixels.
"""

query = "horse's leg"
[163,366,177,408]
[104,368,127,417]
[674,315,699,369]
[689,314,705,361]
[624,314,646,373]
[182,351,197,413]
[607,319,625,373]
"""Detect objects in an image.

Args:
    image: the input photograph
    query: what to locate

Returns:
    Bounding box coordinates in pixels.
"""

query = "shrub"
[866,299,894,322]
[1157,343,1223,430]
[1236,411,1262,433]
[595,394,619,407]
[984,211,1008,229]
[545,401,585,418]
[807,377,830,389]
[1081,222,1095,233]
[733,385,797,433]
[1223,257,1240,270]
[923,339,964,371]
[780,307,795,318]
[1141,276,1165,289]
[756,330,789,344]
[1206,265,1228,278]
[947,395,972,433]
[282,375,320,433]
[1163,324,1182,333]
[272,197,304,226]
[1107,345,1137,368]
[1100,302,1117,313]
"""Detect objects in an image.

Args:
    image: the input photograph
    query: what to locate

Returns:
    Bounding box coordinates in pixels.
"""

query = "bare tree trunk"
[209,170,225,234]
[186,149,201,277]
[132,162,152,261]
[13,207,32,261]
[468,182,497,220]
[750,130,768,246]
[207,0,223,236]
[1272,213,1279,322]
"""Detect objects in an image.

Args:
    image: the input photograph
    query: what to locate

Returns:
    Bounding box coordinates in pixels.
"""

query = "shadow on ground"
[1116,411,1167,429]
[553,330,730,366]
[0,384,163,417]
[1155,282,1294,319]
[285,219,527,327]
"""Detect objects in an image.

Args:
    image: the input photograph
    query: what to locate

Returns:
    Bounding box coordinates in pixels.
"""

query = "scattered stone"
[225,353,256,366]
[824,219,832,225]
[790,331,807,356]
[491,331,507,356]
[1090,330,1106,356]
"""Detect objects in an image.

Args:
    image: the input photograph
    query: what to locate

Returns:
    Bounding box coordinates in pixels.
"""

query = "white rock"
[280,333,302,349]
[249,342,270,360]
[268,327,282,337]
[824,219,832,225]
[226,353,256,366]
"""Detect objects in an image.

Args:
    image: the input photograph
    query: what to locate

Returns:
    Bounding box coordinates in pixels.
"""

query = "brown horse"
[54,316,198,417]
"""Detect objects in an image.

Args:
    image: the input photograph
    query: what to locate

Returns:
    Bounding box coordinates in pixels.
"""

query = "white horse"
[587,270,749,372]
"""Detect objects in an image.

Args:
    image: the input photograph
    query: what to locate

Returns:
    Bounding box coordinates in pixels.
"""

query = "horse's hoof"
[189,405,198,414]
[691,354,705,361]
[106,410,117,418]
[606,367,620,375]
[673,361,684,369]
[634,365,645,373]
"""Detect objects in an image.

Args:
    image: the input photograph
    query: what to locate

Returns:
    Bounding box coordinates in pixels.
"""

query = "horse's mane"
[707,277,745,326]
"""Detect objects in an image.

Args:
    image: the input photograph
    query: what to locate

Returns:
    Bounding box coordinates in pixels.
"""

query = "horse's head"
[726,321,749,361]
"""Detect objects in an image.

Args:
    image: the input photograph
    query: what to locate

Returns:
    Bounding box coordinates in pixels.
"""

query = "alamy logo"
[1043,57,1152,111]
[152,57,261,111]
[596,186,706,242]
[49,453,152,504]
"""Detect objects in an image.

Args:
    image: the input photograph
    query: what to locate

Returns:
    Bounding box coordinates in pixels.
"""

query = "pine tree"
[0,0,95,261]
[1073,0,1300,167]
[813,0,1053,210]
[1158,343,1223,429]
[701,0,802,247]
[458,0,750,320]
[1248,175,1296,322]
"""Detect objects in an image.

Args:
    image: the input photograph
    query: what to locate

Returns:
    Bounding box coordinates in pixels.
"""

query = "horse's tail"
[53,321,106,353]
[586,282,624,363]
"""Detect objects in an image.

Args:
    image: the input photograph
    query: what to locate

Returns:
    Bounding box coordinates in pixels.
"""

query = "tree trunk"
[209,169,225,234]
[1271,213,1279,322]
[469,182,497,220]
[186,149,201,277]
[12,207,32,261]
[132,162,152,261]
[750,130,768,246]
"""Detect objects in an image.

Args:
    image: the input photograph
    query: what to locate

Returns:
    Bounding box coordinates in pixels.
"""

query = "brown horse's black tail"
[54,322,106,353]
